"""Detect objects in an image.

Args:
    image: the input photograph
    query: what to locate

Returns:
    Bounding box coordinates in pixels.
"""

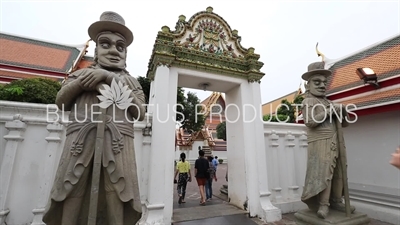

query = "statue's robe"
[300,96,345,210]
[43,66,145,224]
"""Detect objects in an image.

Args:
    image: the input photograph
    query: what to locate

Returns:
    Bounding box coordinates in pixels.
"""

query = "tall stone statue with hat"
[43,11,146,225]
[296,48,357,221]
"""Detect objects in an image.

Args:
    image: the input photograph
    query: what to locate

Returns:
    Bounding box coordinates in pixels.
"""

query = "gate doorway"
[138,6,281,224]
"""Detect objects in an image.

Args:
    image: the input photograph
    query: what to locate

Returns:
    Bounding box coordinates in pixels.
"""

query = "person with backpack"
[205,156,217,201]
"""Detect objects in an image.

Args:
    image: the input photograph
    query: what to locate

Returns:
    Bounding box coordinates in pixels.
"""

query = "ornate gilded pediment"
[174,16,244,59]
[146,6,264,83]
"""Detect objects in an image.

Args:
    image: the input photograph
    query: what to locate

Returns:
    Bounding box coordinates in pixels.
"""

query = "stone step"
[172,202,246,223]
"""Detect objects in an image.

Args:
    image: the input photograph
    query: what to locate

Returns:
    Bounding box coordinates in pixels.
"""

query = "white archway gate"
[138,7,281,225]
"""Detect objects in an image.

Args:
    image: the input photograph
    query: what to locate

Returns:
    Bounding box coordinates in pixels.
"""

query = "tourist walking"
[195,150,209,205]
[212,156,219,172]
[174,153,191,204]
[205,156,217,201]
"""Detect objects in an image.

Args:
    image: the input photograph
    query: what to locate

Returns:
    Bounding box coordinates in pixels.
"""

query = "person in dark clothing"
[195,150,209,205]
[205,156,217,201]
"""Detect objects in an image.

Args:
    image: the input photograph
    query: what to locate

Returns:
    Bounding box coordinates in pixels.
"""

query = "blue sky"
[1,0,399,103]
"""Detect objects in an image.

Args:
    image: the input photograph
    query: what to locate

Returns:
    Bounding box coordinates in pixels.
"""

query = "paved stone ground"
[172,164,393,225]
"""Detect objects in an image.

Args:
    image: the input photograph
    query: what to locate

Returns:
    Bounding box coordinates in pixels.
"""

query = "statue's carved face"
[96,33,126,70]
[307,74,327,97]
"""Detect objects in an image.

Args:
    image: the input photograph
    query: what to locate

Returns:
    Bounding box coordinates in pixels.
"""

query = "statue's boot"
[317,205,329,219]
[330,178,356,213]
[317,179,332,218]
[330,198,356,213]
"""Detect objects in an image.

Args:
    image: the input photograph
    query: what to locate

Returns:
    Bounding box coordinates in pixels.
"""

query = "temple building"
[199,92,227,151]
[175,92,227,160]
[297,34,400,120]
[325,35,400,116]
[261,88,302,116]
[0,32,92,84]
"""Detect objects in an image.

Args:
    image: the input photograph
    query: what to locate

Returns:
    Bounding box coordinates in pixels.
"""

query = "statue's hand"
[330,103,343,114]
[80,69,109,90]
[329,103,348,119]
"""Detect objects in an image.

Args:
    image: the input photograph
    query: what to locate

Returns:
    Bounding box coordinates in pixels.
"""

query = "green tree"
[293,95,304,105]
[216,121,226,141]
[179,92,205,134]
[0,78,61,104]
[263,114,290,123]
[137,76,151,104]
[175,87,186,123]
[137,76,205,133]
[263,95,304,123]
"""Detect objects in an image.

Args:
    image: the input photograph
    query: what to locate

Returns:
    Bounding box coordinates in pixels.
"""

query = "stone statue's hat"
[88,11,133,46]
[301,61,332,81]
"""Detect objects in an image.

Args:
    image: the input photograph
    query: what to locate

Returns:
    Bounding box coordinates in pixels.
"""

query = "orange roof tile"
[0,33,81,73]
[327,35,400,94]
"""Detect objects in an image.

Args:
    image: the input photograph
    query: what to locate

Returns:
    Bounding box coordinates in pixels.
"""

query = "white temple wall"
[342,110,400,224]
[0,100,398,224]
[0,101,149,225]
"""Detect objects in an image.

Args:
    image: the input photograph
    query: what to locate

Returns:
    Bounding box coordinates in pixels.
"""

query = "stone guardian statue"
[43,11,145,225]
[299,61,355,218]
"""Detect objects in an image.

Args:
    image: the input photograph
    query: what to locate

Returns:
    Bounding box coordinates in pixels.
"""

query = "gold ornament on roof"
[316,42,325,62]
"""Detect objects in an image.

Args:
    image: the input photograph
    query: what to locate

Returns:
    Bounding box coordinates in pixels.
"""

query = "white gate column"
[249,81,282,222]
[139,65,177,225]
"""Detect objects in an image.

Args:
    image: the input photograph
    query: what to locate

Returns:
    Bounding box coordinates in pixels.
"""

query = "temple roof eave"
[146,49,265,82]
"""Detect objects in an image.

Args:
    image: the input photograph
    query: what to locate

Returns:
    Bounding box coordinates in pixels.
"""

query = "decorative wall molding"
[0,116,27,224]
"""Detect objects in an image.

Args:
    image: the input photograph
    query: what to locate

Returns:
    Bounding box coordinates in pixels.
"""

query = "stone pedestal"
[220,184,228,195]
[294,209,370,225]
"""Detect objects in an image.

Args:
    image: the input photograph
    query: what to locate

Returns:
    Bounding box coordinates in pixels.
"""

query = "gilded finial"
[179,15,186,21]
[161,26,170,33]
[316,42,325,62]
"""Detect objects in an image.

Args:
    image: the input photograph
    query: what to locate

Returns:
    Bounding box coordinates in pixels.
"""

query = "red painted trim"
[328,76,400,101]
[0,64,66,77]
[296,103,400,123]
[0,77,19,83]
[348,103,400,118]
